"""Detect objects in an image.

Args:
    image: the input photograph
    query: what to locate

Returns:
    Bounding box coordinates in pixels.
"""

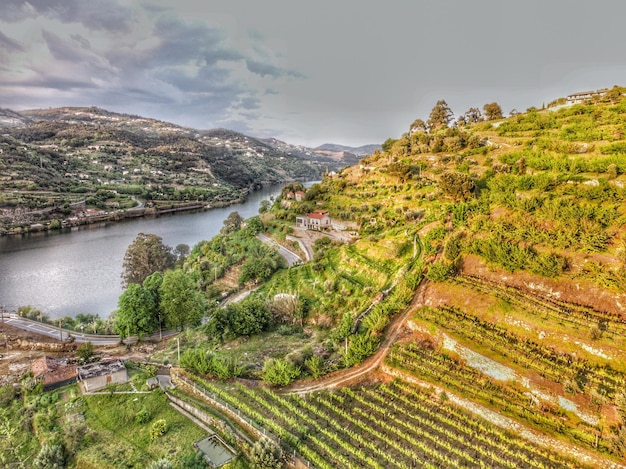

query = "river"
[0,185,286,319]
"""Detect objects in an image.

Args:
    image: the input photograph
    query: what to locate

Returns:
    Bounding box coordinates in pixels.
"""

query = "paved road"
[0,314,178,345]
[257,233,302,266]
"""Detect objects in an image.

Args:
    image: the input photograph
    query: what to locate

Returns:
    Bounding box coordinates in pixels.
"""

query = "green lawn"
[78,390,207,468]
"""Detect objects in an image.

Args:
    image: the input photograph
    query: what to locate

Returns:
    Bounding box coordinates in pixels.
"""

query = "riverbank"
[0,191,254,236]
[0,184,287,318]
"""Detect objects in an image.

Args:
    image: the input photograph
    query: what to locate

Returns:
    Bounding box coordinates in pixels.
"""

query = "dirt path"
[287,280,428,394]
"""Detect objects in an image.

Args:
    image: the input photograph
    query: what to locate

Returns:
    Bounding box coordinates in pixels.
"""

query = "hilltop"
[0,107,369,234]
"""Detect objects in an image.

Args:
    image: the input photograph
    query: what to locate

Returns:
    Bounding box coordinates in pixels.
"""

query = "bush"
[33,442,66,469]
[262,358,301,386]
[148,459,174,469]
[135,408,151,424]
[425,260,454,282]
[250,437,283,469]
[150,419,168,440]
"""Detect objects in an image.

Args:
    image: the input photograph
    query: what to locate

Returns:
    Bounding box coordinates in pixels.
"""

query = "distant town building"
[77,359,128,392]
[32,356,77,390]
[296,209,332,230]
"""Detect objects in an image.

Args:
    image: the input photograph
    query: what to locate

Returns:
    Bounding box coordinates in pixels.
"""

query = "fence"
[172,370,314,469]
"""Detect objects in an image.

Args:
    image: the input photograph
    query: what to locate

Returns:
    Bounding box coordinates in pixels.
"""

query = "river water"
[0,185,284,319]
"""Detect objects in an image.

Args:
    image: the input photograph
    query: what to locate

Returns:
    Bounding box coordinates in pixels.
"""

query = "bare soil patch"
[460,254,626,317]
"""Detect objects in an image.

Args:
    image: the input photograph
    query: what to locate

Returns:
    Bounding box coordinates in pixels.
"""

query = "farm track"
[287,280,427,394]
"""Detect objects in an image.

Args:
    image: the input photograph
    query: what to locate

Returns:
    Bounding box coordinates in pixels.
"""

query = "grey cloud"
[2,74,97,90]
[0,31,25,52]
[0,0,134,32]
[245,58,304,78]
[238,96,261,110]
[70,34,91,50]
[41,30,115,74]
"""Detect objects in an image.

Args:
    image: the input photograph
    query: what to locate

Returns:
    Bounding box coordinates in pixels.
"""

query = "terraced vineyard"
[412,305,625,398]
[191,376,581,468]
[386,339,603,453]
[455,275,626,334]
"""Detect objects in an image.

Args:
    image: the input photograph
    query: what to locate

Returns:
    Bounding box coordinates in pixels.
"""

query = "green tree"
[381,138,397,152]
[427,100,454,131]
[409,118,427,134]
[227,298,270,336]
[115,283,159,340]
[250,438,284,469]
[245,216,265,236]
[121,233,175,286]
[462,107,482,124]
[221,211,244,235]
[483,102,503,120]
[259,199,271,214]
[143,272,164,335]
[262,357,301,386]
[159,270,206,330]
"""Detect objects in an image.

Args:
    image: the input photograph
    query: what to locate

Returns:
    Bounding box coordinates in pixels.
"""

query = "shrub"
[135,408,151,424]
[150,419,168,440]
[262,358,301,386]
[250,437,283,469]
[33,442,66,469]
[148,459,174,469]
[425,260,454,282]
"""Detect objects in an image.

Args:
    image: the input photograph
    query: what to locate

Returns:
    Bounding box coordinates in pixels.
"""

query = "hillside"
[5,88,626,468]
[0,107,353,233]
[174,86,626,466]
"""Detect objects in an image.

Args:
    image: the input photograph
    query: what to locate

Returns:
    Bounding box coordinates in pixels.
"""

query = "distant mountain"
[315,143,381,157]
[0,108,34,128]
[0,107,339,229]
[262,138,370,170]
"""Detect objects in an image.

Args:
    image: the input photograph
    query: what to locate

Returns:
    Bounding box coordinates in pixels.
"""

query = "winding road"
[257,233,302,266]
[0,314,177,344]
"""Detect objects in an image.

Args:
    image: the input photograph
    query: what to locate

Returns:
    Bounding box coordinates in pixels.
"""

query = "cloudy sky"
[1,1,625,147]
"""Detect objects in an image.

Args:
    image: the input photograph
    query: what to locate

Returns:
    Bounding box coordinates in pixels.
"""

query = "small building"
[294,190,306,202]
[296,209,332,231]
[77,359,128,392]
[566,89,608,105]
[32,356,77,390]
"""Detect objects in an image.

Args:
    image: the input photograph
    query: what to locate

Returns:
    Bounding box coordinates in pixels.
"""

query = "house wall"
[83,369,128,392]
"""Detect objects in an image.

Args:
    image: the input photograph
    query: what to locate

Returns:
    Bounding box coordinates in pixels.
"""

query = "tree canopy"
[115,283,159,339]
[427,100,454,131]
[121,233,175,286]
[483,102,503,120]
[159,270,206,330]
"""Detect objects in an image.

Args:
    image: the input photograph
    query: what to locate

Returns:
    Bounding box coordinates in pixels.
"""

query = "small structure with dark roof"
[32,356,77,390]
[77,359,128,392]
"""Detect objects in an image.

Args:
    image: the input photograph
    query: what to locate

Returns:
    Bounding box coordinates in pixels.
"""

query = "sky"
[1,1,625,148]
